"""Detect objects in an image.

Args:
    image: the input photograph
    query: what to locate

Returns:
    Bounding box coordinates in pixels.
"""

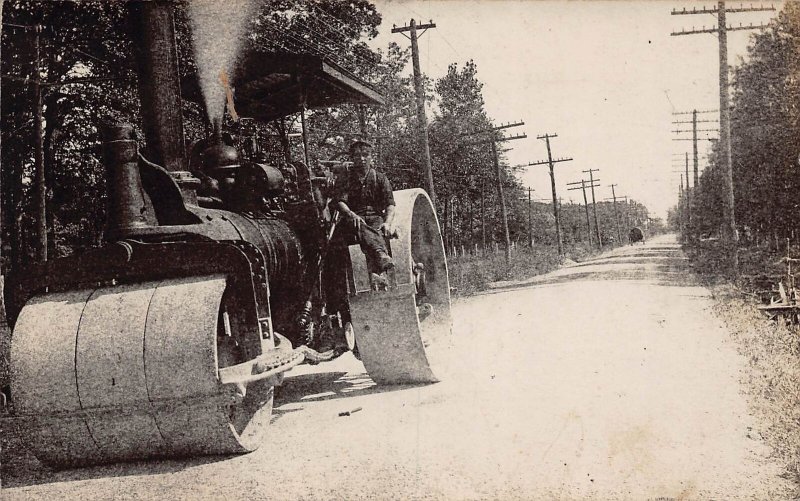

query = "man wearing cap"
[334,139,396,272]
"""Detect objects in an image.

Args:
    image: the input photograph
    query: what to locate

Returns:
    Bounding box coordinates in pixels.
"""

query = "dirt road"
[2,234,789,499]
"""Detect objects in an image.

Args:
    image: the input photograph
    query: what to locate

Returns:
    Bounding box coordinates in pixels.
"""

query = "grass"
[688,239,800,497]
[445,242,599,296]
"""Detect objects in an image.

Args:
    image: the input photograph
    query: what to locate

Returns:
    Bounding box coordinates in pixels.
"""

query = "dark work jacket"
[335,167,395,217]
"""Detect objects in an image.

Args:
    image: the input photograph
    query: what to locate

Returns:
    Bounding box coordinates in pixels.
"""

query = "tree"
[429,61,498,249]
[2,0,137,264]
[691,2,800,248]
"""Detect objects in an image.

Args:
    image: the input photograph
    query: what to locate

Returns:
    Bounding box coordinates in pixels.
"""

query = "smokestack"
[128,0,186,172]
[102,123,150,239]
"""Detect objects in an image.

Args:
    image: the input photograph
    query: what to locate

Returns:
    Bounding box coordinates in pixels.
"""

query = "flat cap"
[348,139,375,153]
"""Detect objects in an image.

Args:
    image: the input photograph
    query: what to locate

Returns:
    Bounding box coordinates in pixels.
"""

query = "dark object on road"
[4,2,452,469]
[338,407,363,417]
[629,227,645,245]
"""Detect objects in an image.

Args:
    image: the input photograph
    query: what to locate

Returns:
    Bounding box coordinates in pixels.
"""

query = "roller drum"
[9,275,272,467]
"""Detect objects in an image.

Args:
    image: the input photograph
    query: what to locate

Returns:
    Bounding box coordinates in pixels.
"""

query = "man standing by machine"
[335,139,396,273]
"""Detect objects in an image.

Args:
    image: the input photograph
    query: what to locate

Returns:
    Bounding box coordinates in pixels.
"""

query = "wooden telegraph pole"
[465,121,526,261]
[33,24,46,262]
[527,134,573,255]
[620,196,630,230]
[480,178,486,251]
[490,128,527,261]
[606,194,630,234]
[567,179,597,248]
[393,19,437,207]
[527,187,533,247]
[672,109,718,238]
[693,110,699,187]
[583,168,602,247]
[672,2,775,273]
[679,178,685,235]
[609,184,622,244]
[672,108,717,188]
[684,153,691,227]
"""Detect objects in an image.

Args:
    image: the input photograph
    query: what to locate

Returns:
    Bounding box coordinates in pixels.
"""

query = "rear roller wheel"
[347,189,452,384]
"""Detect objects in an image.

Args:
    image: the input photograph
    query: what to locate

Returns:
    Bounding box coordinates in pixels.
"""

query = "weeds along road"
[2,234,790,499]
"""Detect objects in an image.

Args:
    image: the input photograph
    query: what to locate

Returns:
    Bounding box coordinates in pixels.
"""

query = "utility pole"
[609,184,622,245]
[465,121,526,261]
[684,152,691,228]
[679,174,689,235]
[480,178,486,252]
[0,9,3,293]
[393,19,436,207]
[33,24,46,263]
[672,109,718,238]
[672,108,717,189]
[490,139,510,259]
[693,110,699,187]
[567,179,597,248]
[605,194,630,233]
[679,178,684,235]
[527,187,533,247]
[583,168,602,247]
[672,2,775,273]
[621,196,630,230]
[718,2,735,257]
[490,130,526,261]
[527,133,573,255]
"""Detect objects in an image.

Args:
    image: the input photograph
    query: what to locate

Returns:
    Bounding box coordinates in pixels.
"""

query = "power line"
[293,16,376,70]
[672,109,719,115]
[671,119,718,124]
[311,4,363,40]
[672,21,772,35]
[671,4,776,14]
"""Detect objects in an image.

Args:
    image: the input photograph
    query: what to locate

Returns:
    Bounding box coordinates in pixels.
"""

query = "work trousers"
[338,215,389,273]
[324,215,390,321]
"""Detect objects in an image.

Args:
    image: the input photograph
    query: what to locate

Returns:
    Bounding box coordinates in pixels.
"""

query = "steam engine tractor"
[4,2,451,467]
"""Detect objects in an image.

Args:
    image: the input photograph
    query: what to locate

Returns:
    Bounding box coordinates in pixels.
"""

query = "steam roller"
[4,1,451,468]
[5,130,451,468]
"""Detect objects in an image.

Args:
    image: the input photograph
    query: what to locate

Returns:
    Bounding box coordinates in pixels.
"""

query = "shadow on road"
[1,426,231,489]
[0,368,428,489]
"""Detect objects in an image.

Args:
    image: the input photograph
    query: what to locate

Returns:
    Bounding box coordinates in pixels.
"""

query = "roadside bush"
[446,242,597,296]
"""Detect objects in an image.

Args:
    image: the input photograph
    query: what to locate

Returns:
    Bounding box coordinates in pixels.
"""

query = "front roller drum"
[9,275,272,468]
[348,188,452,384]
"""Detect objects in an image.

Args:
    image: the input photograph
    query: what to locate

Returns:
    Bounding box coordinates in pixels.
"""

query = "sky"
[367,0,783,219]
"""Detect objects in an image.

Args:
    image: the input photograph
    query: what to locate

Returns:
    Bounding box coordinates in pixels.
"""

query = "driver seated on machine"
[334,139,396,274]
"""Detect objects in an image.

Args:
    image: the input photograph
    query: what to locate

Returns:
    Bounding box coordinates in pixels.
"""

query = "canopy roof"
[183,51,384,123]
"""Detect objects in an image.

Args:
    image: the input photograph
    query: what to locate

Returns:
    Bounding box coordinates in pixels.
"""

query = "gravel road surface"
[1,234,788,499]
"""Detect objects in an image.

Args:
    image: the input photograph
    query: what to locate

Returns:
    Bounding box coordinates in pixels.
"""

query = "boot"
[377,252,394,272]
